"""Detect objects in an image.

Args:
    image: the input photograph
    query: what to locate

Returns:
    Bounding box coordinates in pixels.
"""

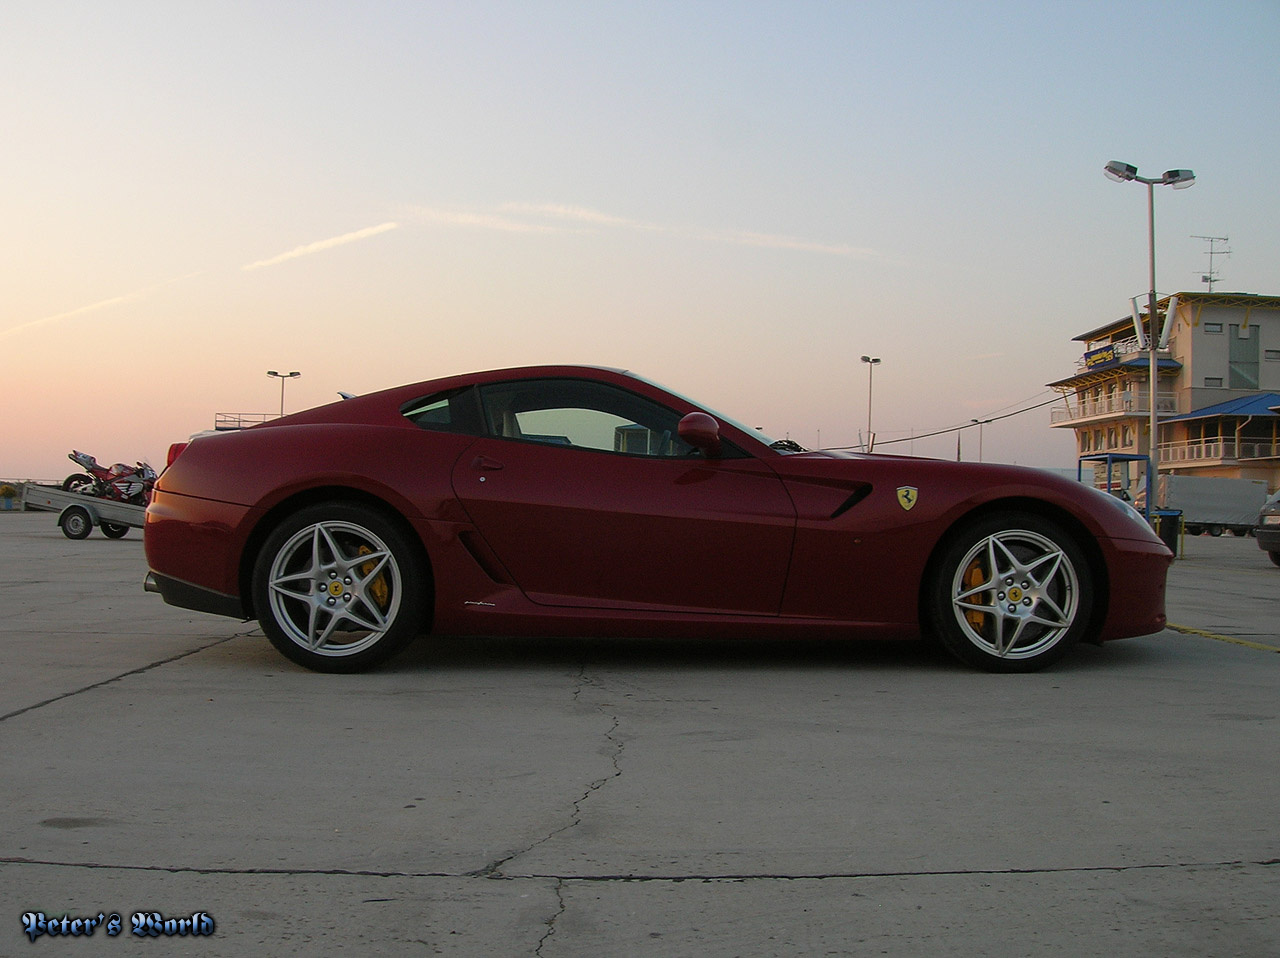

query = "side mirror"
[678,412,722,457]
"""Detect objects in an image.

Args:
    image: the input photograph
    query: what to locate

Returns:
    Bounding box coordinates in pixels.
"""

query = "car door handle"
[472,456,504,471]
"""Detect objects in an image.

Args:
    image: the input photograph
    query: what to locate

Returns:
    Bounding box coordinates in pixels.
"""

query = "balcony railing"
[1050,392,1178,425]
[1158,439,1280,463]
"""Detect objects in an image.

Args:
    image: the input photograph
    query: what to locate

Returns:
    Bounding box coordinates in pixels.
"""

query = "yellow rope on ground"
[1166,623,1280,653]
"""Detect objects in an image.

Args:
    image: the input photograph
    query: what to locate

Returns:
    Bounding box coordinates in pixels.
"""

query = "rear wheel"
[927,512,1094,672]
[101,522,129,539]
[62,473,94,494]
[1269,551,1280,568]
[252,503,426,673]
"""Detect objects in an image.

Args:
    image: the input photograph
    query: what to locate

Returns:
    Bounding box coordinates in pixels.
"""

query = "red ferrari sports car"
[144,365,1171,673]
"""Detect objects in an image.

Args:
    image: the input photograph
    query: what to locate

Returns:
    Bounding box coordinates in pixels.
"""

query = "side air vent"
[830,485,873,519]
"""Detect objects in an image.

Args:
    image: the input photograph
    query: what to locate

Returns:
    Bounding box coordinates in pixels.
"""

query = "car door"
[449,378,796,615]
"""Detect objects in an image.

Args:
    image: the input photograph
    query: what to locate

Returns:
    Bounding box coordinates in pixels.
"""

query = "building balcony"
[1050,391,1178,426]
[1158,439,1280,465]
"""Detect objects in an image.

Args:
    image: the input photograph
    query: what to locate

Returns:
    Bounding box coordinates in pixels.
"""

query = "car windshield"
[625,372,784,451]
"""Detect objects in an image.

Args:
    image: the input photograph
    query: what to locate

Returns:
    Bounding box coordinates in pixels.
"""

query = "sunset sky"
[4,1,1278,479]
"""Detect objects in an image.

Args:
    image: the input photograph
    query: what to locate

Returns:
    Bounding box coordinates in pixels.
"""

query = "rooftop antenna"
[1192,234,1230,292]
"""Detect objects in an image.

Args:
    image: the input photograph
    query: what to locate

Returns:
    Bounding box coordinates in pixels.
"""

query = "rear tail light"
[166,442,189,470]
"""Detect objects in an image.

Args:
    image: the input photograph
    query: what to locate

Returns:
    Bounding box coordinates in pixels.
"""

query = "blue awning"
[1161,392,1280,423]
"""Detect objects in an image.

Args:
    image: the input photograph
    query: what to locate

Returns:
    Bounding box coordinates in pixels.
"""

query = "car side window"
[478,379,702,458]
[401,387,483,435]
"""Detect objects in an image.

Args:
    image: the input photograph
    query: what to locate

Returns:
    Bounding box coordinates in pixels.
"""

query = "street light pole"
[267,369,301,417]
[860,355,881,450]
[1103,161,1194,513]
[970,419,985,462]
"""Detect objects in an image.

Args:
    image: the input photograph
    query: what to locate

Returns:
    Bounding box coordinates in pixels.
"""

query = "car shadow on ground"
[372,631,1168,675]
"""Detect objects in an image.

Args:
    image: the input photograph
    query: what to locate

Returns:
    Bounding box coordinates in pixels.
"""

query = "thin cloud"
[0,293,142,342]
[0,271,206,342]
[435,201,876,258]
[407,207,562,234]
[695,227,877,258]
[501,202,659,231]
[242,222,399,271]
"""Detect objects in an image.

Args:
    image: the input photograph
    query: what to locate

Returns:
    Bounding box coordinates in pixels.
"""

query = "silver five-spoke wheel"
[267,520,402,657]
[253,503,426,672]
[928,512,1094,672]
[950,529,1079,660]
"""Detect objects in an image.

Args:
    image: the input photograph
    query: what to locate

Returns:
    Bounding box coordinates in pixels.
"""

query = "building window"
[1080,431,1091,452]
[1107,428,1118,449]
[1205,322,1223,333]
[1205,377,1224,387]
[1122,426,1132,446]
[1229,324,1260,389]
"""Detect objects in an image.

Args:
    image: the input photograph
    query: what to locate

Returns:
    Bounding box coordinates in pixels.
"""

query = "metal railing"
[1050,391,1178,424]
[214,412,277,431]
[1075,335,1144,367]
[1159,439,1280,463]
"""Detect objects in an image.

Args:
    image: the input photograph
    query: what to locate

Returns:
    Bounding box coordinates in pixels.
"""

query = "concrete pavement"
[2,512,1277,956]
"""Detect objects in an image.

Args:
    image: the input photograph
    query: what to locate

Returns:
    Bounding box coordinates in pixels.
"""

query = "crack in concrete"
[3,856,1278,882]
[0,631,252,723]
[534,878,565,957]
[470,663,625,880]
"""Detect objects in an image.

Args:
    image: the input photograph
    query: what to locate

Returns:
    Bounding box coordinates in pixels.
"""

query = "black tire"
[60,507,93,540]
[101,522,129,539]
[1269,551,1280,568]
[925,511,1094,673]
[251,503,427,673]
[62,473,94,493]
[1208,525,1224,537]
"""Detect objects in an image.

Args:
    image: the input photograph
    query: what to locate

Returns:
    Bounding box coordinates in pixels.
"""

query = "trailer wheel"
[101,522,129,539]
[60,507,92,540]
[1208,525,1224,537]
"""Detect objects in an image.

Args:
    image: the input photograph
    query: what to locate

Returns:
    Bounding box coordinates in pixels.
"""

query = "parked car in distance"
[143,365,1173,673]
[1257,490,1280,567]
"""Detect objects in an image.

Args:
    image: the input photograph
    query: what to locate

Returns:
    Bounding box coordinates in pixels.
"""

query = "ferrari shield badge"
[896,486,919,511]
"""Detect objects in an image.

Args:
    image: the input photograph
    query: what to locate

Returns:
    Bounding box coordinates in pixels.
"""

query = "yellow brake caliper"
[357,544,390,611]
[963,557,989,633]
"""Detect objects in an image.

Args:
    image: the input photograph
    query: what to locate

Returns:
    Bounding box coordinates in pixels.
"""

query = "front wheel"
[1269,551,1280,568]
[101,522,129,539]
[251,503,427,673]
[60,506,92,540]
[926,512,1094,672]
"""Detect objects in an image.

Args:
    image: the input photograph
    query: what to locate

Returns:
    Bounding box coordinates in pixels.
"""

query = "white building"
[1050,292,1280,492]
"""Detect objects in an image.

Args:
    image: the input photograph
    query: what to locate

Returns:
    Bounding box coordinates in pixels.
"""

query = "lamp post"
[1103,161,1194,510]
[970,419,985,462]
[860,355,881,450]
[267,369,301,417]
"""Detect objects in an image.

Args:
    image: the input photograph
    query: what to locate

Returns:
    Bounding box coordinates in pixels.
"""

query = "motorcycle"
[62,450,158,506]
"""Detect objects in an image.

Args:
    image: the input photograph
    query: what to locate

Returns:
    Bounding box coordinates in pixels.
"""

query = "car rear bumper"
[144,489,253,600]
[1257,526,1280,552]
[144,571,245,619]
